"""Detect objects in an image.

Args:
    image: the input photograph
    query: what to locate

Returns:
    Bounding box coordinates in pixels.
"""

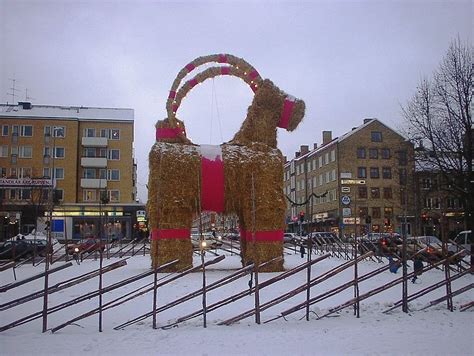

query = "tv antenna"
[25,88,35,101]
[6,77,21,104]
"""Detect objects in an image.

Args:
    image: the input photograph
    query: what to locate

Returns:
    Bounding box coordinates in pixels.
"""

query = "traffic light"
[299,211,305,223]
[421,213,428,221]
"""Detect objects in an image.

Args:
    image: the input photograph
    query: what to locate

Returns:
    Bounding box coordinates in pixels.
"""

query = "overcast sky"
[1,0,471,202]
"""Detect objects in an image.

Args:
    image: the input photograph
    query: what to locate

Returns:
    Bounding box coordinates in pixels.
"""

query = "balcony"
[82,137,108,147]
[81,157,107,168]
[81,178,107,189]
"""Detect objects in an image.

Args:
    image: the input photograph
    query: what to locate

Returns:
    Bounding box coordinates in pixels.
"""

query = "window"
[44,126,51,137]
[12,125,19,135]
[84,190,97,202]
[54,168,64,180]
[357,167,367,178]
[398,150,407,166]
[369,148,378,159]
[399,168,407,185]
[370,167,379,179]
[312,159,316,171]
[19,167,32,178]
[44,147,51,157]
[108,149,120,160]
[84,168,96,179]
[382,167,392,179]
[2,125,8,136]
[53,126,65,138]
[331,169,336,181]
[324,152,329,165]
[381,148,391,159]
[318,156,322,168]
[312,176,317,187]
[19,146,33,158]
[20,188,31,200]
[356,147,366,159]
[330,150,336,162]
[424,197,432,209]
[384,207,393,217]
[307,161,311,172]
[370,187,380,199]
[84,128,96,137]
[372,207,381,218]
[325,171,330,183]
[0,167,7,177]
[421,178,432,190]
[371,131,382,142]
[11,146,18,155]
[359,207,368,218]
[383,187,393,199]
[10,167,17,177]
[358,187,368,199]
[43,168,50,178]
[84,148,96,157]
[108,190,120,202]
[20,125,33,137]
[55,189,64,201]
[111,129,120,140]
[0,145,8,157]
[433,197,440,209]
[319,174,323,186]
[54,147,65,158]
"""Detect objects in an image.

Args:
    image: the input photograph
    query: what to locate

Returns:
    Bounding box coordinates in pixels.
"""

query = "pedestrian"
[388,256,401,273]
[300,244,305,258]
[412,256,423,283]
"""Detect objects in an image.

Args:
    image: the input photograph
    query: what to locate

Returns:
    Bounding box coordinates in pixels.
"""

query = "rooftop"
[0,102,134,121]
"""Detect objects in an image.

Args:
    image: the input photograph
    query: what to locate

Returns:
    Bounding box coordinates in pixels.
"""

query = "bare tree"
[402,37,473,234]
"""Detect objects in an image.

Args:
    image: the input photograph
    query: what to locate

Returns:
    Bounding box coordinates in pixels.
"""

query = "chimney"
[295,151,301,158]
[322,131,332,145]
[363,118,375,124]
[300,145,309,155]
[313,143,318,150]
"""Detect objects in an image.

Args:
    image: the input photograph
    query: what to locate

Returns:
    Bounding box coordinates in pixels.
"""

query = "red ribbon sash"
[151,228,190,240]
[278,96,296,129]
[240,229,284,242]
[200,145,225,213]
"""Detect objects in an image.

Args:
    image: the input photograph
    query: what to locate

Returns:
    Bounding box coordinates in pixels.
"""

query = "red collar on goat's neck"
[277,95,296,129]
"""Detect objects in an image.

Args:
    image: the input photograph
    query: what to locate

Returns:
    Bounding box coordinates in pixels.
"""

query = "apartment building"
[284,118,415,237]
[0,102,143,241]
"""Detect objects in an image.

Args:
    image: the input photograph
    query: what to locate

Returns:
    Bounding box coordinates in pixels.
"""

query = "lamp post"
[42,126,59,332]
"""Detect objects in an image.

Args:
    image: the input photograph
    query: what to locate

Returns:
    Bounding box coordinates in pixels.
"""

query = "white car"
[451,230,472,255]
[191,233,222,249]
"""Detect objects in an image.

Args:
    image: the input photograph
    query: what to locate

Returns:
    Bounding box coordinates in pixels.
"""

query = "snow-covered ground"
[1,251,472,356]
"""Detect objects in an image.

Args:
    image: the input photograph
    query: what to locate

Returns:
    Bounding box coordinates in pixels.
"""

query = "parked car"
[359,233,401,256]
[191,233,223,249]
[0,239,50,260]
[66,237,106,255]
[283,233,297,243]
[451,230,472,256]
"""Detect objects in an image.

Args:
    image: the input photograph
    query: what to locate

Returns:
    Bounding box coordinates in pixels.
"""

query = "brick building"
[284,118,415,237]
[0,102,143,241]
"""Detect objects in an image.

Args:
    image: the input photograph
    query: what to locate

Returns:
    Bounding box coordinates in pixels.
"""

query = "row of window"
[358,206,393,219]
[83,189,120,202]
[358,186,393,200]
[0,187,121,203]
[83,128,120,140]
[0,188,64,201]
[0,145,121,160]
[356,147,391,159]
[286,149,337,180]
[1,125,121,140]
[357,166,393,179]
[1,167,121,181]
[83,168,120,180]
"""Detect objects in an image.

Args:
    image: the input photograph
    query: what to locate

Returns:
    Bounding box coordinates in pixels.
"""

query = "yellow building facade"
[0,102,143,241]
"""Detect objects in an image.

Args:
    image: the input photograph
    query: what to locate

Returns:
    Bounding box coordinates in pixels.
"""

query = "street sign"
[341,195,351,205]
[342,208,351,217]
[343,217,361,225]
[341,186,350,193]
[340,179,366,185]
